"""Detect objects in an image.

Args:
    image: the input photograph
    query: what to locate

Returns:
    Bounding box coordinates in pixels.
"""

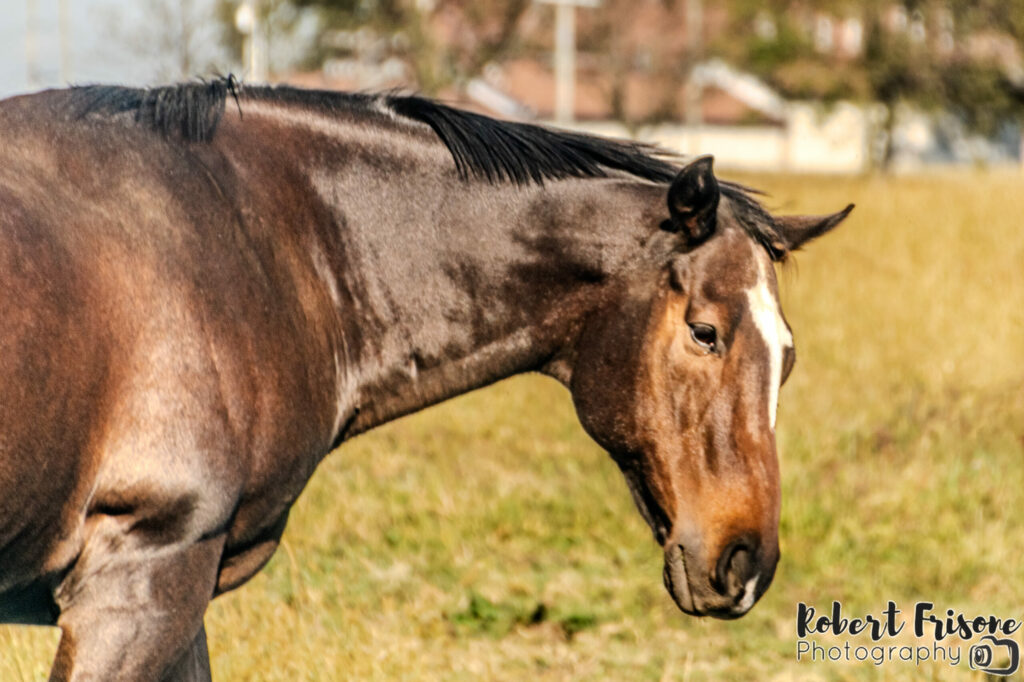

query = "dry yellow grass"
[2,172,1022,680]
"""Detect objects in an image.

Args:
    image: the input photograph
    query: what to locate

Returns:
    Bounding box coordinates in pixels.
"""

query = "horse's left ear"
[668,155,720,244]
[774,204,855,251]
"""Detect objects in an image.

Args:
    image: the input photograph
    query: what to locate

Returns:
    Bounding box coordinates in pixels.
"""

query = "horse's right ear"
[773,204,855,251]
[667,155,720,244]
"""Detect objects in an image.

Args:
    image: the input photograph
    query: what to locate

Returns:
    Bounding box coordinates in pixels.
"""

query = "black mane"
[73,77,241,143]
[71,77,785,257]
[72,79,679,183]
[385,94,680,185]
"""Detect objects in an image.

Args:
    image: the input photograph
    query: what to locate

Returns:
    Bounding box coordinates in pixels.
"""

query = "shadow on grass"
[447,592,599,641]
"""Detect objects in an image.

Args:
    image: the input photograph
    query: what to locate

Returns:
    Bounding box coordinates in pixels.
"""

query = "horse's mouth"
[663,543,764,620]
[619,465,700,615]
[663,543,696,614]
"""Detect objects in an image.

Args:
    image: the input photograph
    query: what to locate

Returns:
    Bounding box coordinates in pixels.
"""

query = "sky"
[0,0,164,98]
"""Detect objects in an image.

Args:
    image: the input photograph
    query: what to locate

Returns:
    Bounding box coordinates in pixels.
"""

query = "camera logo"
[969,635,1020,676]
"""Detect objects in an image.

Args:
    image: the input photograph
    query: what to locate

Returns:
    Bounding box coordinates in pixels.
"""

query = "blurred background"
[4,0,1024,171]
[1,2,1023,680]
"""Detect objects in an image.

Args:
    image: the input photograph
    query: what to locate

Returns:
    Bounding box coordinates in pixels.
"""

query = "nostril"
[714,540,756,596]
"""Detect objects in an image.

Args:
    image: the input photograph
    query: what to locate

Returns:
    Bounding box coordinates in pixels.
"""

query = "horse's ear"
[774,204,854,251]
[668,155,720,244]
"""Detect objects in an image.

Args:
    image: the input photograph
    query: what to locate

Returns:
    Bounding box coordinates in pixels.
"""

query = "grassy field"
[2,173,1023,680]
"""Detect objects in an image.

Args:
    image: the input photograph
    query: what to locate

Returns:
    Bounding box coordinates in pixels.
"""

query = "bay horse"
[0,78,851,680]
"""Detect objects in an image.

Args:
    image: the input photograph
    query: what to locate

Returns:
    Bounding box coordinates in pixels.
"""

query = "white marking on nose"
[735,574,760,613]
[746,253,791,429]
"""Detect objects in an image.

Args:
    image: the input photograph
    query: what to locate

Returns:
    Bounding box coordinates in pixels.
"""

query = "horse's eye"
[689,323,718,353]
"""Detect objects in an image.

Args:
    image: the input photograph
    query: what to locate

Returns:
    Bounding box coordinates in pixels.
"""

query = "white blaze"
[746,253,792,429]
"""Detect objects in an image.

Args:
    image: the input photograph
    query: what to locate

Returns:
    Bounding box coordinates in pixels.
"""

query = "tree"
[718,1,1024,165]
[214,0,319,80]
[215,0,531,94]
[573,0,697,126]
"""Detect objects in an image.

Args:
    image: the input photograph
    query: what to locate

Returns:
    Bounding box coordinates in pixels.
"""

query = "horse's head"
[567,157,851,618]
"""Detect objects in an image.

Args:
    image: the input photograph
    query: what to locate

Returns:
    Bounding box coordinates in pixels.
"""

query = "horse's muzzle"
[662,539,777,619]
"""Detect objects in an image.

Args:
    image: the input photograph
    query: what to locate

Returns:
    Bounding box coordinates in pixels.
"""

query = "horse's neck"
[320,170,661,437]
[229,104,663,438]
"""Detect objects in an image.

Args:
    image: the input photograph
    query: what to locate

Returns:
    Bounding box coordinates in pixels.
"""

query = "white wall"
[555,101,872,174]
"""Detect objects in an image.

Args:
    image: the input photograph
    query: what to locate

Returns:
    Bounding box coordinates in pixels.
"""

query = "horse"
[0,77,851,680]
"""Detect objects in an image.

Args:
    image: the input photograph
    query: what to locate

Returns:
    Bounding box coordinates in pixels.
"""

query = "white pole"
[251,2,265,82]
[537,0,599,124]
[26,0,39,88]
[236,1,266,82]
[59,0,71,83]
[554,2,574,124]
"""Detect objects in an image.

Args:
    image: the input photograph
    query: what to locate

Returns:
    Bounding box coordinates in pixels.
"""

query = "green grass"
[3,173,1023,680]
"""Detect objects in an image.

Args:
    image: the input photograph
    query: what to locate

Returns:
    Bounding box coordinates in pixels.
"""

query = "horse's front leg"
[48,512,225,682]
